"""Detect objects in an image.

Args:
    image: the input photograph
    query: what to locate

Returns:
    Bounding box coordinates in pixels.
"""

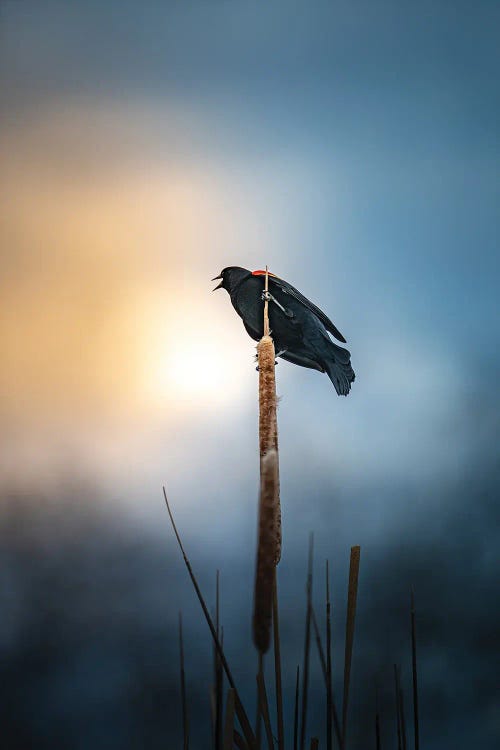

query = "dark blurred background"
[1,1,499,748]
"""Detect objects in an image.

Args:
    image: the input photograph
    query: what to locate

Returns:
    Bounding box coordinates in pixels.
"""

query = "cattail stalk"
[223,689,236,750]
[253,448,279,653]
[253,266,282,654]
[342,545,361,747]
[258,267,281,562]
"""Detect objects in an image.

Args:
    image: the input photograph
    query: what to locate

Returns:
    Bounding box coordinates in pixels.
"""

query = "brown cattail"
[257,273,282,564]
[342,545,361,747]
[253,265,283,654]
[258,333,281,564]
[258,335,278,456]
[253,448,279,652]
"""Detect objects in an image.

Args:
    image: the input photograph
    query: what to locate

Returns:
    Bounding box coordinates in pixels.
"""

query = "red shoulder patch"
[252,269,278,277]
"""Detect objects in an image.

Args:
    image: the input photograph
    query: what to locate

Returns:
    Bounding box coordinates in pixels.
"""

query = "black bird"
[212,266,355,395]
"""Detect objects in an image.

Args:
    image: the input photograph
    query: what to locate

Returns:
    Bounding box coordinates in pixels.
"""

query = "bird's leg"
[261,290,294,318]
[261,290,285,313]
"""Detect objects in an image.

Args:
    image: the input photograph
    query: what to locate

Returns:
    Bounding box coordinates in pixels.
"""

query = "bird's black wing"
[269,276,347,343]
[279,351,324,372]
[242,318,261,343]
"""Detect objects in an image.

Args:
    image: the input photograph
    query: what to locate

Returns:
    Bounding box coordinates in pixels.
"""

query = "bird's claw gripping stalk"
[261,290,284,311]
[261,291,294,319]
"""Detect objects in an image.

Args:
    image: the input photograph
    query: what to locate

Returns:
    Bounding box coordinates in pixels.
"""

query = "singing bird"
[212,266,355,395]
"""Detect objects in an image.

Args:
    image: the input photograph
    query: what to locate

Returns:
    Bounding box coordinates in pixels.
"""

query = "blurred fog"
[1,1,499,748]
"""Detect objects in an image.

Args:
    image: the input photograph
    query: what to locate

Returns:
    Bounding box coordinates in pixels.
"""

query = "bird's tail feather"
[324,342,355,396]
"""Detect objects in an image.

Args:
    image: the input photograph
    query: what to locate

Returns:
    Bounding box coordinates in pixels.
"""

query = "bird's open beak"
[212,273,223,291]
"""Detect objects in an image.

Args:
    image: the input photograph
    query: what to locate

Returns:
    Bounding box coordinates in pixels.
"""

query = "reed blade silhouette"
[299,533,314,750]
[214,571,223,750]
[272,572,285,750]
[293,665,300,750]
[311,604,342,749]
[342,545,360,747]
[398,665,407,750]
[257,657,275,750]
[163,488,257,750]
[326,560,333,750]
[178,612,189,750]
[234,729,249,750]
[223,689,236,750]
[394,664,402,750]
[411,591,419,750]
[375,683,381,750]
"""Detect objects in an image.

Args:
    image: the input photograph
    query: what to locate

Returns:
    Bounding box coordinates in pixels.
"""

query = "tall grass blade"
[215,571,223,750]
[179,612,189,750]
[256,654,262,749]
[311,605,327,678]
[342,545,360,747]
[326,560,333,750]
[394,664,402,750]
[223,689,236,750]
[311,604,342,749]
[375,683,381,750]
[311,603,342,749]
[163,488,257,750]
[299,533,314,750]
[234,730,249,750]
[272,572,285,750]
[294,665,300,750]
[410,590,419,750]
[257,657,275,750]
[398,666,407,750]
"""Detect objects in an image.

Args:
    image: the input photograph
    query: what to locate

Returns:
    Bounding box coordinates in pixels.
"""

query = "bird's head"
[211,266,251,293]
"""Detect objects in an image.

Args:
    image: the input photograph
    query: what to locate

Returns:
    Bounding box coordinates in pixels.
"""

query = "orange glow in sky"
[1,103,255,436]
